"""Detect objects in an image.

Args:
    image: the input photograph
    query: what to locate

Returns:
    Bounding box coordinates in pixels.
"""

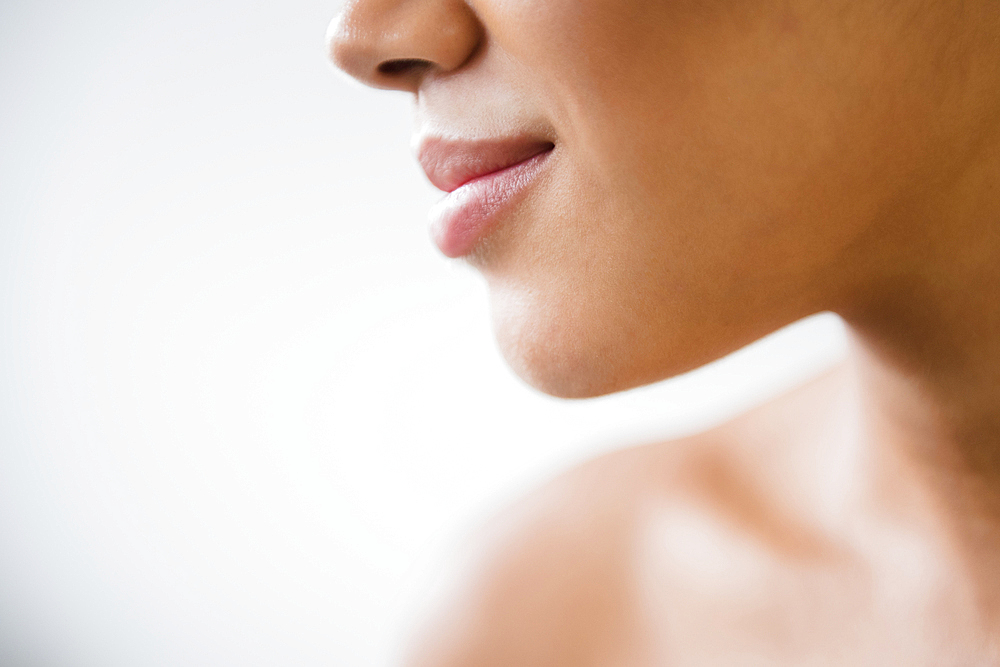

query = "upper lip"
[416,135,555,193]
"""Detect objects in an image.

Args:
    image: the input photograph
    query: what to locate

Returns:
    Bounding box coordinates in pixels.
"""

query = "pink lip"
[416,136,554,257]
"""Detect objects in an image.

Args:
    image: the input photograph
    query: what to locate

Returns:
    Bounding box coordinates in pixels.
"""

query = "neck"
[848,276,1000,508]
[839,143,1000,620]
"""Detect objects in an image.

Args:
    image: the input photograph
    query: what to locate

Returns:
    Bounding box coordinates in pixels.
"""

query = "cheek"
[476,0,940,396]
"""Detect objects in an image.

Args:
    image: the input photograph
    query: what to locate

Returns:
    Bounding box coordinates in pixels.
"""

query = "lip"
[416,136,555,257]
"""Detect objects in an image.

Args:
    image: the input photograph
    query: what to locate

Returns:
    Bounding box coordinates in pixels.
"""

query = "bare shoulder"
[404,366,858,667]
[403,432,786,667]
[403,439,707,667]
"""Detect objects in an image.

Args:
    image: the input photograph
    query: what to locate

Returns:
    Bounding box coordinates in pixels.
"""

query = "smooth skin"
[329,0,1000,663]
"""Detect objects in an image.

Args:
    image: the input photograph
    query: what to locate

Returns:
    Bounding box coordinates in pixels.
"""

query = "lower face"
[419,0,979,398]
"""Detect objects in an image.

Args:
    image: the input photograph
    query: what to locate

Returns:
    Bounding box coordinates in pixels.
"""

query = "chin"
[498,338,625,400]
[488,284,681,400]
[486,273,777,400]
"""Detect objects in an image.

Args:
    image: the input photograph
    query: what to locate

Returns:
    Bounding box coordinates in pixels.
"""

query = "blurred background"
[0,1,847,665]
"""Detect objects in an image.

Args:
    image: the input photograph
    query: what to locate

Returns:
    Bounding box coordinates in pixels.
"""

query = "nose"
[327,0,484,93]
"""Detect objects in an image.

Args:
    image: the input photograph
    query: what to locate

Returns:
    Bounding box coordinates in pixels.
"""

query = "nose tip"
[326,0,484,93]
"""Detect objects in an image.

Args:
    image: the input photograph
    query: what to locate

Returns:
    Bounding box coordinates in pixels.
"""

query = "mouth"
[416,136,555,257]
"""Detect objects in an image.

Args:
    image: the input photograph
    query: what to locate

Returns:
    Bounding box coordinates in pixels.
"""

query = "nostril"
[328,0,483,92]
[377,58,432,77]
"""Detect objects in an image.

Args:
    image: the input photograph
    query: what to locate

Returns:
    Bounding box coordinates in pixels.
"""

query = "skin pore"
[328,0,1000,663]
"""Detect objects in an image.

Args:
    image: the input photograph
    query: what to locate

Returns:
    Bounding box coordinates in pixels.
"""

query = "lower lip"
[428,149,553,258]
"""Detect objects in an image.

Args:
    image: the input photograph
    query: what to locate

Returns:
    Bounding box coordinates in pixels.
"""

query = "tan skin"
[328,0,1000,663]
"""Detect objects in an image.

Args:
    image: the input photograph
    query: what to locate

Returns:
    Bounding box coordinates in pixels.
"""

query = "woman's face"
[329,0,992,397]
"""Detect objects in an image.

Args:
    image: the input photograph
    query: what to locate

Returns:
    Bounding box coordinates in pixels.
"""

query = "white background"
[0,1,847,665]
